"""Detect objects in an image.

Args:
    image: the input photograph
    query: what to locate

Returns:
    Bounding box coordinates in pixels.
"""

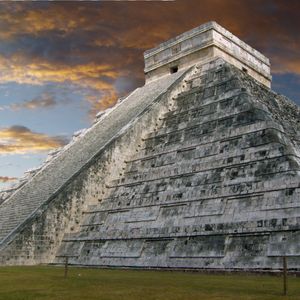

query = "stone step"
[147,106,269,140]
[130,122,284,163]
[0,69,188,245]
[109,154,296,189]
[92,177,299,216]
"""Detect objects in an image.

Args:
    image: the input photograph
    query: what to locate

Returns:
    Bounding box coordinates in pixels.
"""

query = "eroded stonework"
[144,21,271,87]
[0,22,299,271]
[54,59,300,271]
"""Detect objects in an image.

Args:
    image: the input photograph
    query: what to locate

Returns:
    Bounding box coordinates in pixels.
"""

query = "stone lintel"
[144,21,271,87]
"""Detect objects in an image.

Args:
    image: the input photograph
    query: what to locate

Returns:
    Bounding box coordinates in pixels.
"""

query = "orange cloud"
[0,53,120,91]
[272,58,300,75]
[86,90,118,117]
[0,53,123,116]
[0,125,68,154]
[0,3,87,39]
[0,176,17,183]
[0,0,299,119]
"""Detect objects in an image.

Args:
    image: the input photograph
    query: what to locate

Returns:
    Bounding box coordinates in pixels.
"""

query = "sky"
[0,0,299,190]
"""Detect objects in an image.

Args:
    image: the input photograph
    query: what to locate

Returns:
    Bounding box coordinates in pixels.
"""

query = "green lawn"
[0,266,299,300]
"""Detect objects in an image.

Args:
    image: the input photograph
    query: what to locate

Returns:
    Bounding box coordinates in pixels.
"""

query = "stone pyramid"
[0,22,299,271]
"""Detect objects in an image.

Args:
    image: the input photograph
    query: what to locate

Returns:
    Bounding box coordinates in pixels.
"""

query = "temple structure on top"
[0,22,299,272]
[144,21,271,87]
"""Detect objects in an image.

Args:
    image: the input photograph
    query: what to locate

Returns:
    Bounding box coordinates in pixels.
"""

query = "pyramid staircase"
[1,20,299,270]
[0,67,188,264]
[55,59,300,270]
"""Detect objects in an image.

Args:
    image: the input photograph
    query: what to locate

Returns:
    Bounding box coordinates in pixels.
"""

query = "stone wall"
[55,59,300,271]
[144,21,271,87]
[0,65,191,265]
[1,57,299,271]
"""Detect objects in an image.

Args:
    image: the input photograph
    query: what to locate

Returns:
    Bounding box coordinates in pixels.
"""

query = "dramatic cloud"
[0,176,17,183]
[0,53,121,90]
[0,0,298,118]
[0,0,299,183]
[86,90,118,117]
[0,3,96,39]
[0,125,68,154]
[0,52,125,116]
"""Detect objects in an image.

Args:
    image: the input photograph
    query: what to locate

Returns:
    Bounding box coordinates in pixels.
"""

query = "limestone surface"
[144,22,271,87]
[0,69,187,263]
[54,59,300,271]
[0,22,299,271]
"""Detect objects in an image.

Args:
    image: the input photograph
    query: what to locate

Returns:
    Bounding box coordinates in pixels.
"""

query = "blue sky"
[0,1,299,189]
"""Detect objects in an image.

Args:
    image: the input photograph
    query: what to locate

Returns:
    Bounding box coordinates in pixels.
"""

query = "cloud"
[11,92,57,111]
[0,53,121,90]
[0,176,17,183]
[0,52,125,116]
[0,51,130,115]
[86,90,118,117]
[0,0,300,118]
[0,125,68,154]
[0,3,84,39]
[0,91,74,112]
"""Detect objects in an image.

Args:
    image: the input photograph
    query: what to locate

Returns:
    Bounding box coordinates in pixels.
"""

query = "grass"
[0,266,299,300]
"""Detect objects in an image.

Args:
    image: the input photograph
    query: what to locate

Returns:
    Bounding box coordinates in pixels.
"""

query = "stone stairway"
[0,68,187,251]
[2,20,299,269]
[55,59,300,270]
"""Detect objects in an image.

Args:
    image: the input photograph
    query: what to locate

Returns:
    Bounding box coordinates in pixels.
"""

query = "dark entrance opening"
[170,66,178,74]
[242,67,248,73]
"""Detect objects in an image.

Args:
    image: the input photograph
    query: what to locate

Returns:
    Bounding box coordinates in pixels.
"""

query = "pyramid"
[0,22,299,271]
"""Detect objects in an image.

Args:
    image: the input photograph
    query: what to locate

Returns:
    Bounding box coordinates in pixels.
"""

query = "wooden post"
[283,256,287,296]
[64,256,69,278]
